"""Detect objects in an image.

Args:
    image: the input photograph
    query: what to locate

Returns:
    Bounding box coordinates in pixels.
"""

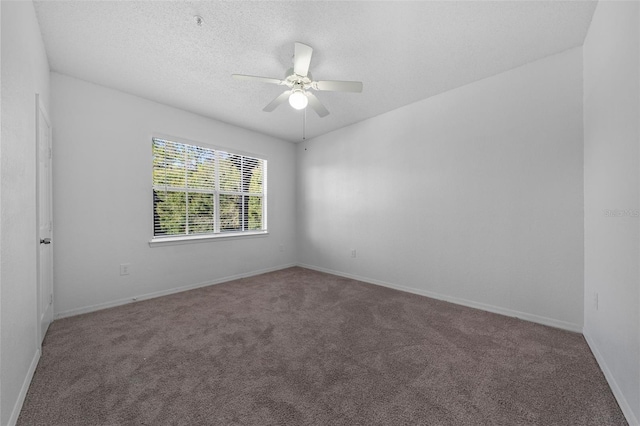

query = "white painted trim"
[54,263,297,319]
[35,93,54,347]
[297,263,583,333]
[7,349,41,426]
[149,231,268,247]
[584,330,639,426]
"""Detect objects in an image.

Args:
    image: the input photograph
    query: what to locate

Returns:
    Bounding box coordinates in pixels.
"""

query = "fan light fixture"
[288,90,308,110]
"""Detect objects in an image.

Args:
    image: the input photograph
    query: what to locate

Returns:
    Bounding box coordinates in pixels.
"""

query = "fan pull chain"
[303,107,307,141]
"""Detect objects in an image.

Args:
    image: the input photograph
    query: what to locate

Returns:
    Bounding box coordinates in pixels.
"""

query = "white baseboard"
[584,330,639,426]
[54,263,297,320]
[7,348,41,426]
[297,263,583,333]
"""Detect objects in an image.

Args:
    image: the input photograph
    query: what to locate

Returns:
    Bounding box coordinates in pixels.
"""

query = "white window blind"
[152,137,266,238]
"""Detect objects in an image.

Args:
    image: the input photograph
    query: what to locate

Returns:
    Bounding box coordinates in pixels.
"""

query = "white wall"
[583,1,640,424]
[0,1,51,425]
[51,73,297,317]
[297,47,585,331]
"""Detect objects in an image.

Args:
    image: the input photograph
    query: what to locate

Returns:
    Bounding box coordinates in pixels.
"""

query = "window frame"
[149,135,268,246]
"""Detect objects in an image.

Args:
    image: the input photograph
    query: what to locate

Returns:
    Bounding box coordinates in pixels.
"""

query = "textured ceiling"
[33,1,597,143]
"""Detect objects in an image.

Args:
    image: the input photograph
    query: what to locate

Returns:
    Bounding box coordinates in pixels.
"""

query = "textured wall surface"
[583,1,640,423]
[1,1,50,425]
[51,73,297,317]
[297,48,584,331]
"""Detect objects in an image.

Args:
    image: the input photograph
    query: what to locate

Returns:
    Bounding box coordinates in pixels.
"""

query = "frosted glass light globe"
[289,90,308,110]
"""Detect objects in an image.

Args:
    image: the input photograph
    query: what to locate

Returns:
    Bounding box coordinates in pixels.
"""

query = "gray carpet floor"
[18,267,627,425]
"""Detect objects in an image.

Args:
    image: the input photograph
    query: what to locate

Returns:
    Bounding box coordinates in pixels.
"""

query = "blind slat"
[152,138,266,238]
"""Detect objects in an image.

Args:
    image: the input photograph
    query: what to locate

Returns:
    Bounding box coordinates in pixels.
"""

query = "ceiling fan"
[232,42,363,118]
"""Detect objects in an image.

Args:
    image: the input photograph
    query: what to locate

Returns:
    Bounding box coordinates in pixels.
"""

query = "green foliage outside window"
[152,138,265,237]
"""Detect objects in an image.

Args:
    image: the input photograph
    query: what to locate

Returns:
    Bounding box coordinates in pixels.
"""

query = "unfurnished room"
[1,1,639,425]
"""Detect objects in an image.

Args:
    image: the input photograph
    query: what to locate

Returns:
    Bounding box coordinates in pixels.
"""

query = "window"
[152,137,266,240]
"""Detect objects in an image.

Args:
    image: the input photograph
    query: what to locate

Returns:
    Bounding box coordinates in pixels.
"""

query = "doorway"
[36,94,53,344]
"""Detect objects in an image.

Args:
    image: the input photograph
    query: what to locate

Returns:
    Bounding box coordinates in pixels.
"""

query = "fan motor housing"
[285,68,313,89]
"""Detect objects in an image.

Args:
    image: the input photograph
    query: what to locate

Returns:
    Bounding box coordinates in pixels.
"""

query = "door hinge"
[48,147,52,159]
[49,293,53,305]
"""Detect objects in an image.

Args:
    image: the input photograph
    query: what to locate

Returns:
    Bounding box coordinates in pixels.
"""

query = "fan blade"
[263,90,291,112]
[294,42,313,77]
[232,74,284,85]
[305,92,329,117]
[314,80,363,93]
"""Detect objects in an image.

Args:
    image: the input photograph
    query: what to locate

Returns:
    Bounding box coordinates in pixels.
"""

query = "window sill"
[149,231,268,247]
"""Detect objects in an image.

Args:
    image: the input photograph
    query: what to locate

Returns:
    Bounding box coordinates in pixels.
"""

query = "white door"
[37,94,53,343]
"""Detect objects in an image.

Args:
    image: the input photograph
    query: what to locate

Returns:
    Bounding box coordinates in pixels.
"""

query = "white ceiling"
[33,1,597,143]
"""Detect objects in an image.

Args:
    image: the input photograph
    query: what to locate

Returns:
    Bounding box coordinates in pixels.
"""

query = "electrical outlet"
[279,244,284,252]
[120,263,131,276]
[351,249,357,258]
